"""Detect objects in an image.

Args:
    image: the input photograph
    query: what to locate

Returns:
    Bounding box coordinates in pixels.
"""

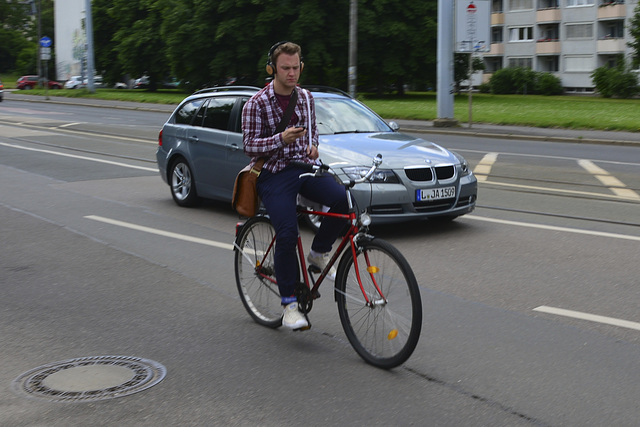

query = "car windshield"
[314,97,391,135]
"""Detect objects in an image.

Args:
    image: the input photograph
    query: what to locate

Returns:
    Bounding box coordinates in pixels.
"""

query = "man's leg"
[257,167,302,303]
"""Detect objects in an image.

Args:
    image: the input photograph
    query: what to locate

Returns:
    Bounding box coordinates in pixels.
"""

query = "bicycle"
[233,155,422,369]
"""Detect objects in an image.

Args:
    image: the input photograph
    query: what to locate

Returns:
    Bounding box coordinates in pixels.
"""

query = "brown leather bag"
[232,88,299,217]
[231,158,265,217]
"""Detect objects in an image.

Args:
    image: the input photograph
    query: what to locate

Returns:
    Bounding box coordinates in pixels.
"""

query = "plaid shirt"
[242,82,319,173]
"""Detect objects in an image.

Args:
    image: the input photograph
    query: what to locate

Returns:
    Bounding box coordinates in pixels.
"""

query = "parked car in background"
[83,75,105,88]
[114,82,128,89]
[133,76,149,89]
[0,79,3,102]
[155,86,477,227]
[17,75,62,90]
[64,76,83,89]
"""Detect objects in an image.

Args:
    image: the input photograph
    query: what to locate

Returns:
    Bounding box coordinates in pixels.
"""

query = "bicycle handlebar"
[292,154,383,187]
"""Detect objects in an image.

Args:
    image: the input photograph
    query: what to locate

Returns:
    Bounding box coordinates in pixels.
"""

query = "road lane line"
[465,215,640,242]
[479,179,640,201]
[578,159,640,200]
[473,152,498,182]
[533,306,640,331]
[0,141,157,172]
[85,215,234,250]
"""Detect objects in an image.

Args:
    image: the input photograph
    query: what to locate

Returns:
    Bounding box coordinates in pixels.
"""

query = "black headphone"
[265,41,304,75]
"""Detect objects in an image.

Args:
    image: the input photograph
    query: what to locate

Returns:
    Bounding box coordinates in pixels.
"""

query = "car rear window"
[201,97,235,131]
[175,99,205,125]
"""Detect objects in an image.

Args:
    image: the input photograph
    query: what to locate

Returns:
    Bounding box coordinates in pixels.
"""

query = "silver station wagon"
[156,86,477,226]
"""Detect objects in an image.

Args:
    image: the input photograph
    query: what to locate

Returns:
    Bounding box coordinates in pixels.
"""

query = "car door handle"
[226,144,239,151]
[189,135,199,143]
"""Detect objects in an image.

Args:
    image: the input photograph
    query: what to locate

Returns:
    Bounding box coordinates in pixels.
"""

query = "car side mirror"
[388,121,399,132]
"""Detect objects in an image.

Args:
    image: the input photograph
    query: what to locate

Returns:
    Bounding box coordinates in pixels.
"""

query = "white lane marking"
[0,141,157,172]
[534,306,640,331]
[465,215,640,242]
[85,215,234,250]
[479,179,640,201]
[58,122,84,128]
[473,152,498,182]
[578,159,640,200]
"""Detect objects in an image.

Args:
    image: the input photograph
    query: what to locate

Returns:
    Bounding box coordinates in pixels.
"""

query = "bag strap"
[253,88,298,173]
[274,88,298,134]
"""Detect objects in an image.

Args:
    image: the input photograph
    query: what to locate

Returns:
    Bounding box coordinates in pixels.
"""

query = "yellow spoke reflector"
[367,265,380,274]
[387,329,398,340]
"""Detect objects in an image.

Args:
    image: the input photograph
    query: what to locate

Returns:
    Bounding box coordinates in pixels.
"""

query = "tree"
[628,1,640,68]
[453,53,485,94]
[106,0,170,90]
[591,56,639,98]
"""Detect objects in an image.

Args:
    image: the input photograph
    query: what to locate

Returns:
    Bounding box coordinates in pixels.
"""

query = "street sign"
[454,0,491,53]
[40,36,52,48]
[40,47,51,61]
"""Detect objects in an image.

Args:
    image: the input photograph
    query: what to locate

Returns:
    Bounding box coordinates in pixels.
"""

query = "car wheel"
[24,85,32,90]
[51,84,61,89]
[301,209,322,233]
[169,157,199,207]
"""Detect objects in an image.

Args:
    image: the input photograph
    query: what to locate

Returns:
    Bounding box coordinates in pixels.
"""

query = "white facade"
[477,0,640,91]
[54,0,85,81]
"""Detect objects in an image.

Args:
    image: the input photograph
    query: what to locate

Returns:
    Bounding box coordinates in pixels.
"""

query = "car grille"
[405,166,455,182]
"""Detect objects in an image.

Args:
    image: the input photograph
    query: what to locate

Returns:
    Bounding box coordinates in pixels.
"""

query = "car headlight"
[342,167,399,183]
[451,151,471,177]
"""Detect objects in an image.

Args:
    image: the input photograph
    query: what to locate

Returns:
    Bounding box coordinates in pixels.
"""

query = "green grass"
[4,78,640,132]
[361,92,640,132]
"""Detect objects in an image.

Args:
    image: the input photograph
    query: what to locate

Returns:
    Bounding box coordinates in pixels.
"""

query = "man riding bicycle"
[241,41,348,330]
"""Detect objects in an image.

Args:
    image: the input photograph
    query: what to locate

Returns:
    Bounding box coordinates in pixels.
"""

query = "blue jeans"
[257,165,348,303]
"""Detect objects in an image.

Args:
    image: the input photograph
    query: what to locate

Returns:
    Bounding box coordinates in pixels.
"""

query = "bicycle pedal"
[308,265,322,274]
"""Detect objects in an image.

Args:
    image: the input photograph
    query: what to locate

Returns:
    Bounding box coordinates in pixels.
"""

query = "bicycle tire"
[234,216,283,328]
[335,238,422,369]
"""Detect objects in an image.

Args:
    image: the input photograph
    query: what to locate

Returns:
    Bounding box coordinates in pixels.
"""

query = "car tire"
[169,157,199,207]
[51,84,61,89]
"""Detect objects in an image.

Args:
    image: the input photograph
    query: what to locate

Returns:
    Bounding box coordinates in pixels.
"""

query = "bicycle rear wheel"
[335,238,422,369]
[234,216,282,328]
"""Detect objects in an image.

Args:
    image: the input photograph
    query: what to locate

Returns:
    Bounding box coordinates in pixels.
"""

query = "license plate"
[416,186,455,201]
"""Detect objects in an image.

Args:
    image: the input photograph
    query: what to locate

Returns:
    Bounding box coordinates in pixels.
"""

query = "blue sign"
[40,36,52,47]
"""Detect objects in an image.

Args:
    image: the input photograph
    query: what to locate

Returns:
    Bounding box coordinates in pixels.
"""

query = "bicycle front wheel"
[234,216,282,328]
[335,238,422,369]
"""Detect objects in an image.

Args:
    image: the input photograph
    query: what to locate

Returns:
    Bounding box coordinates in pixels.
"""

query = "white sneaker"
[282,302,309,330]
[307,251,336,280]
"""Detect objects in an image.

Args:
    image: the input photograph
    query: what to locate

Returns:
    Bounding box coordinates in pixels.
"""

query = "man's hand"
[282,126,306,145]
[306,144,319,160]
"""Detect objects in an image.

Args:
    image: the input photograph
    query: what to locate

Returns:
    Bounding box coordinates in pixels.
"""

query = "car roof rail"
[302,85,352,98]
[193,86,261,95]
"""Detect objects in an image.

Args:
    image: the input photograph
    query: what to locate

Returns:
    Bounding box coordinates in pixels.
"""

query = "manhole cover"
[12,355,166,402]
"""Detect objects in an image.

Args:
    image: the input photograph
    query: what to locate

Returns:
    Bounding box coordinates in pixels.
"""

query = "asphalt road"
[1,95,639,426]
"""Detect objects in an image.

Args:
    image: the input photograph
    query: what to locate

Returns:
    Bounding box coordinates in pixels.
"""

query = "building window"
[539,56,560,72]
[602,21,624,39]
[510,27,534,41]
[492,0,504,13]
[508,57,533,68]
[538,24,559,41]
[509,0,533,10]
[485,57,503,72]
[538,0,559,8]
[566,0,594,6]
[492,27,504,43]
[566,23,593,39]
[565,55,594,71]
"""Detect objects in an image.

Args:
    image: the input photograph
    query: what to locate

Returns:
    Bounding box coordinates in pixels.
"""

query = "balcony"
[597,37,626,53]
[537,8,561,22]
[536,40,561,54]
[597,3,626,19]
[492,13,504,25]
[489,43,505,55]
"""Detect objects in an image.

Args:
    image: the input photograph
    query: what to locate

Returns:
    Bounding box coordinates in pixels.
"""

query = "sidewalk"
[5,90,639,147]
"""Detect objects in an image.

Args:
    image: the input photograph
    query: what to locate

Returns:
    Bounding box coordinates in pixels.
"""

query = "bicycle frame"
[250,205,386,308]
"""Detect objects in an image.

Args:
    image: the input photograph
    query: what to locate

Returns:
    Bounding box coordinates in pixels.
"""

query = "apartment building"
[480,0,639,92]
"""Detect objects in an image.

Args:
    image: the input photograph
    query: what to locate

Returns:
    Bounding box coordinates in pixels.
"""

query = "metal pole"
[37,0,41,87]
[348,0,357,98]
[468,53,473,128]
[85,0,96,93]
[436,0,456,126]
